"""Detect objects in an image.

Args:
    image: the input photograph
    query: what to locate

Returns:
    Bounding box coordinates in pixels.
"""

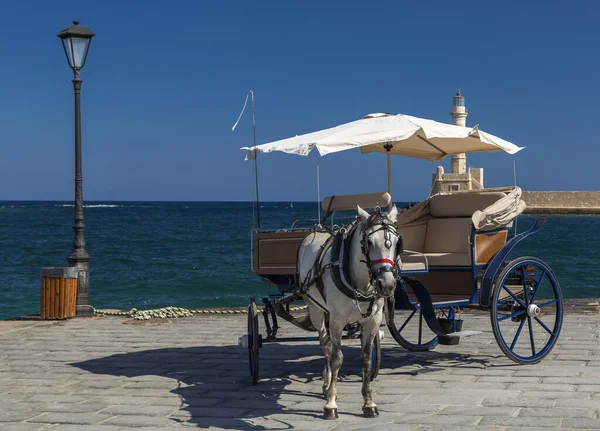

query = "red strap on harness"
[370,258,396,269]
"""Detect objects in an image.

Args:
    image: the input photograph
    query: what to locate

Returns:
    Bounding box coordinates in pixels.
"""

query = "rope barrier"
[95,304,308,320]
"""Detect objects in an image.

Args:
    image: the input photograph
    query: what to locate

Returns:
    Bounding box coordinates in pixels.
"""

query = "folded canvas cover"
[471,187,526,231]
[396,187,526,232]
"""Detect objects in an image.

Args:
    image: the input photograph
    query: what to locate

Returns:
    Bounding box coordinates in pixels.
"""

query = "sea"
[0,201,598,320]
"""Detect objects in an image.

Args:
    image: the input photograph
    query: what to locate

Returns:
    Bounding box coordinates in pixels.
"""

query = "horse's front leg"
[323,320,344,419]
[318,327,332,397]
[308,301,332,397]
[361,313,382,418]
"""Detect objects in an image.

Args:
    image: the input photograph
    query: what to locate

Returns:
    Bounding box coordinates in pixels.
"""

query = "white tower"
[450,89,468,174]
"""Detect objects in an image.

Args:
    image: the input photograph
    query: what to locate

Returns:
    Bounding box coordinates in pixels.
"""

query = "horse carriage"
[236,112,563,418]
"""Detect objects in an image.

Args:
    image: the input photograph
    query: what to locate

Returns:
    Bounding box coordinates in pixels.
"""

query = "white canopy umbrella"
[241,112,524,199]
[243,113,523,160]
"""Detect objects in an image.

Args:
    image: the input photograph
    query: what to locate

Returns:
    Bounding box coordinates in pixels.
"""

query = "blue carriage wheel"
[370,330,381,381]
[490,257,563,365]
[247,298,261,384]
[386,298,438,352]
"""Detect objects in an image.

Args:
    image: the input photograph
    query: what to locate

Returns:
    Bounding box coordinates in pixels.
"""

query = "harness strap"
[370,258,395,268]
[365,298,375,318]
[272,300,317,331]
[331,229,374,302]
[343,222,377,300]
[314,235,335,301]
[305,292,330,315]
[295,231,334,311]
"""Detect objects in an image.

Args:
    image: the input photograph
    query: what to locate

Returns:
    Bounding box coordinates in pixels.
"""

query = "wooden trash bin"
[40,267,78,319]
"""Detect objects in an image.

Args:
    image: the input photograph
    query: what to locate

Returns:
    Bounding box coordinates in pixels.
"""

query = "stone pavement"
[0,306,598,431]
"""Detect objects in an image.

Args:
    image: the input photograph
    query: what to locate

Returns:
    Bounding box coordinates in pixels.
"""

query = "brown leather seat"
[395,191,511,302]
[398,192,506,268]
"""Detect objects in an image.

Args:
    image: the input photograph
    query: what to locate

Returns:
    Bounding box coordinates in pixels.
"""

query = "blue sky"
[0,0,598,202]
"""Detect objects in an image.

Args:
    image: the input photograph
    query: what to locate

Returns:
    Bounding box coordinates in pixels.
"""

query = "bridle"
[359,211,402,293]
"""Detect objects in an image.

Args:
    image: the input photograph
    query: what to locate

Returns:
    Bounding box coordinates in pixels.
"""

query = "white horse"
[297,205,400,419]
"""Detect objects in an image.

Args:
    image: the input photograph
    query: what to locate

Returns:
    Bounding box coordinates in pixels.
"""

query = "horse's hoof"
[362,406,379,418]
[323,407,338,420]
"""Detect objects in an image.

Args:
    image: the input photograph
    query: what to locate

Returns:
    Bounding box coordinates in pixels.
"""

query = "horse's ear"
[357,205,369,221]
[387,205,398,222]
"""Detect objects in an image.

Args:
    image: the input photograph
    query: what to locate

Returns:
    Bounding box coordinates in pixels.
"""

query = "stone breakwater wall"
[522,191,600,214]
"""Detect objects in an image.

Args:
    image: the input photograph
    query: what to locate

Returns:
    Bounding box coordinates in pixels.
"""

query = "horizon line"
[0,199,420,203]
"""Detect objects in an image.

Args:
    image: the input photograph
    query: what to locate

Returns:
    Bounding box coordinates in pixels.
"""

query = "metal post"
[250,90,260,229]
[68,69,93,316]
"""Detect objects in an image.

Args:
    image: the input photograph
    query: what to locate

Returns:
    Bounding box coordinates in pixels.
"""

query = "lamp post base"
[68,254,92,317]
[76,304,95,317]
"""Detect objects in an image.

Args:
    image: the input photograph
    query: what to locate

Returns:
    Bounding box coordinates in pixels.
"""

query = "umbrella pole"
[385,145,392,207]
[317,159,321,224]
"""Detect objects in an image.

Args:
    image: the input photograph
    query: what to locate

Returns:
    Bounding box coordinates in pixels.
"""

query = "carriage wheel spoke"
[498,309,526,322]
[418,310,423,345]
[537,298,559,308]
[534,316,555,337]
[529,270,546,303]
[521,265,529,305]
[510,318,526,350]
[398,309,417,333]
[527,316,536,356]
[502,285,526,308]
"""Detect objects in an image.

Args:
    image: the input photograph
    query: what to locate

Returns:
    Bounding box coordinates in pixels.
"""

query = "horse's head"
[357,204,402,298]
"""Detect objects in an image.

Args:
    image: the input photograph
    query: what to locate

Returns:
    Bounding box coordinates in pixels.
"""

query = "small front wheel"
[386,297,438,352]
[247,298,261,384]
[491,257,563,364]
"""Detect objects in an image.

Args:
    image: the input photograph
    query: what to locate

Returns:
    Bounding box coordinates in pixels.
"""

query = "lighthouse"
[450,89,467,174]
[429,89,484,195]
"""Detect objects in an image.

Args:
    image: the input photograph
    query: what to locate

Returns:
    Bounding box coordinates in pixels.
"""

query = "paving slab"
[0,307,597,430]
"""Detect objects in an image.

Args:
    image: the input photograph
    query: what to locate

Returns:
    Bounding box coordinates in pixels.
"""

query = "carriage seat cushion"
[423,218,471,266]
[428,192,506,218]
[397,192,507,267]
[396,217,472,266]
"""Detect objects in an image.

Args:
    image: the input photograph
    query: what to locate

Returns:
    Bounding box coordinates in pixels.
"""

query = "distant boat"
[290,202,294,208]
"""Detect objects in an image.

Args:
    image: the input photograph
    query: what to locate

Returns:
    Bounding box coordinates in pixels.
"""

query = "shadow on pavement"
[70,338,502,429]
[71,342,331,429]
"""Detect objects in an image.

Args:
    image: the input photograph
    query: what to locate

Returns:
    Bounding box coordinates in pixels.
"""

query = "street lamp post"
[57,21,95,316]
